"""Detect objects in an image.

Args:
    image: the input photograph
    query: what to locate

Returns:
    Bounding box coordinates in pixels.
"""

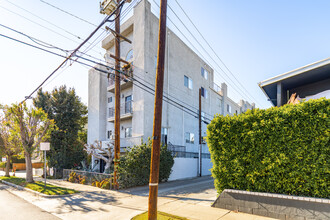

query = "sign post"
[40,142,50,188]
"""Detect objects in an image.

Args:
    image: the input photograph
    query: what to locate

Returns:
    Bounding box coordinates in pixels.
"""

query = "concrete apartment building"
[88,0,255,180]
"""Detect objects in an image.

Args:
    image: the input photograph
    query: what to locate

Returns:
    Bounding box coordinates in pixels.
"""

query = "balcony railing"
[213,83,222,94]
[108,101,133,119]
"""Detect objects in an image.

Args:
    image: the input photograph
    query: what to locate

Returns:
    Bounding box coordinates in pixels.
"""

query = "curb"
[0,179,78,198]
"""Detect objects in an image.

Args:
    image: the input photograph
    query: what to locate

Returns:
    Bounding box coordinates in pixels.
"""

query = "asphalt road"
[0,184,60,220]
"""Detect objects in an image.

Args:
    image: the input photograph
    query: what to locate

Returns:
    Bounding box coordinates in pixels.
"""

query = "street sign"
[40,142,50,151]
[2,157,6,162]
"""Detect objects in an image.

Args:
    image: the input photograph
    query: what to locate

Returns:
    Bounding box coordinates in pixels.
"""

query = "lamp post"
[40,142,50,188]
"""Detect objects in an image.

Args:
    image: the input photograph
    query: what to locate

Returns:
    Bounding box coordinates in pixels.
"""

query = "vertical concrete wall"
[88,66,107,144]
[169,158,212,181]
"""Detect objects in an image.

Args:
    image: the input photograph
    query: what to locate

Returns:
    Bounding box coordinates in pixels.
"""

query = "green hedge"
[207,98,329,198]
[12,155,25,163]
[118,139,174,189]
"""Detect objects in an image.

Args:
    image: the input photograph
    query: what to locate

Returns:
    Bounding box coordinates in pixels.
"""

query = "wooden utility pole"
[113,5,121,190]
[148,0,167,219]
[199,88,202,177]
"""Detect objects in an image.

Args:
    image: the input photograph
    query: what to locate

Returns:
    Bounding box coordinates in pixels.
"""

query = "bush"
[118,139,174,188]
[0,162,6,169]
[207,98,329,198]
[11,155,25,163]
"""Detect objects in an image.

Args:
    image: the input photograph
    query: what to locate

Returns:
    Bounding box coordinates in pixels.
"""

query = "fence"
[63,169,115,190]
[168,142,211,159]
[108,101,133,118]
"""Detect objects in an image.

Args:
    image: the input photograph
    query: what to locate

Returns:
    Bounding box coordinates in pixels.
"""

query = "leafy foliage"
[33,86,87,170]
[207,98,330,198]
[4,103,55,182]
[118,139,174,188]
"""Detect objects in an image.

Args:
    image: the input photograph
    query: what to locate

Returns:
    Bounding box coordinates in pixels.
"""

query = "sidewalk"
[0,171,274,220]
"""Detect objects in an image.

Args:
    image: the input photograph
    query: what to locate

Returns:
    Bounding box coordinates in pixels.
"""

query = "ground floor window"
[185,132,194,144]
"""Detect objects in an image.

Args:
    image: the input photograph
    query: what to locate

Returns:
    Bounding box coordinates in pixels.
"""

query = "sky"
[1,0,330,109]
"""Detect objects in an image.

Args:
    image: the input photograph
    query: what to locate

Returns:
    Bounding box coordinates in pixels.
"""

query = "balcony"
[101,136,143,152]
[108,100,133,122]
[107,68,133,93]
[213,83,222,95]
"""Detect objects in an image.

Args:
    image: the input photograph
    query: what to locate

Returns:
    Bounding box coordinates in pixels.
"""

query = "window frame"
[184,75,193,89]
[125,127,132,138]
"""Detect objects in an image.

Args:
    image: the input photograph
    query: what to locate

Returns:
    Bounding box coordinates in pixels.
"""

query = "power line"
[150,2,250,106]
[0,5,103,56]
[40,0,100,28]
[20,0,126,103]
[4,0,83,40]
[152,0,261,107]
[0,32,213,123]
[173,0,264,108]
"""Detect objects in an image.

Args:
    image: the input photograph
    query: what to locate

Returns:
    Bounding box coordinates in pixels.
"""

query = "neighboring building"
[259,58,330,107]
[88,0,255,179]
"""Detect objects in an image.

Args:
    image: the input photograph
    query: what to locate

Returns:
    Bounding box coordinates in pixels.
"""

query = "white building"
[88,0,255,180]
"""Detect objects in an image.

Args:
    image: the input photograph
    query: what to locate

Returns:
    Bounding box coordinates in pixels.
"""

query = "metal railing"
[168,142,210,159]
[213,82,222,94]
[63,169,115,189]
[108,101,133,118]
[170,151,211,159]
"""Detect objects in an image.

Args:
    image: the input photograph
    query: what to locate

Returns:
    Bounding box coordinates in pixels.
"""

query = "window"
[201,87,208,98]
[201,67,208,80]
[185,132,194,144]
[227,104,231,113]
[108,97,112,103]
[107,130,112,139]
[125,127,132,138]
[161,127,168,145]
[126,49,133,62]
[184,75,193,89]
[125,95,132,114]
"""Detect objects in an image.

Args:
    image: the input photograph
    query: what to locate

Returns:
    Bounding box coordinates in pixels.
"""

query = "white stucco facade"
[88,0,255,179]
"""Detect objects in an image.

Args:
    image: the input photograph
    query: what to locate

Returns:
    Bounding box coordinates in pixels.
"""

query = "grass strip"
[0,176,78,195]
[131,211,188,220]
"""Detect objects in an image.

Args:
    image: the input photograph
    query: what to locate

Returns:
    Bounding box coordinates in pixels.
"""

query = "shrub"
[0,162,6,169]
[207,98,329,198]
[117,139,174,188]
[11,155,25,163]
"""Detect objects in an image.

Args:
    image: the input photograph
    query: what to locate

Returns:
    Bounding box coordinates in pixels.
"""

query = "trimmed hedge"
[207,98,329,198]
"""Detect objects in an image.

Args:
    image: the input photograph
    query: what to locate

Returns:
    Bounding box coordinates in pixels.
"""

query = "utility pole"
[113,4,121,190]
[148,0,167,219]
[100,0,132,189]
[199,88,202,177]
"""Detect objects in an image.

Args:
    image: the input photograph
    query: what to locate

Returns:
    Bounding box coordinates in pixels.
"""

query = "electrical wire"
[4,0,83,40]
[173,0,264,108]
[20,0,127,103]
[152,0,261,107]
[0,32,213,123]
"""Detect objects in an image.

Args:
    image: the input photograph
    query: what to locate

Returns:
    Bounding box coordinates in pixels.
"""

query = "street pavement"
[0,183,59,220]
[0,171,274,220]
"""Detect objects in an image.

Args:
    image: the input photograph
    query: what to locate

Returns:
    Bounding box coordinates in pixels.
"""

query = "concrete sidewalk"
[0,171,274,220]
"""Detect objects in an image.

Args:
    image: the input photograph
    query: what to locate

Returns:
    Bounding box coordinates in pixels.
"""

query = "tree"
[33,86,87,170]
[84,141,114,173]
[0,116,21,177]
[5,103,55,182]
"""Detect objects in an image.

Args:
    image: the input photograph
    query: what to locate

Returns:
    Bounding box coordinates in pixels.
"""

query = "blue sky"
[1,0,330,109]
